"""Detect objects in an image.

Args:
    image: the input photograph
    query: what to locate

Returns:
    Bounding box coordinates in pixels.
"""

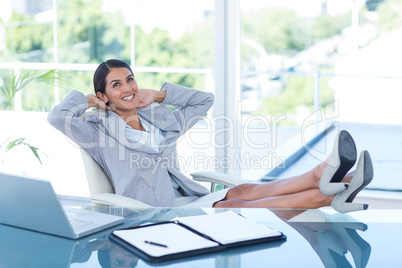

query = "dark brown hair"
[93,59,134,95]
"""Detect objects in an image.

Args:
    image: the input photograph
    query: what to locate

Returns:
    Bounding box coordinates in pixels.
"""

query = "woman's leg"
[223,158,356,202]
[213,130,363,210]
[223,159,326,201]
[214,189,333,209]
[224,168,318,202]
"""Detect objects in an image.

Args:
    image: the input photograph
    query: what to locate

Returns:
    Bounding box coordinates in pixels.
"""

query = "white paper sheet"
[113,223,219,257]
[177,211,282,245]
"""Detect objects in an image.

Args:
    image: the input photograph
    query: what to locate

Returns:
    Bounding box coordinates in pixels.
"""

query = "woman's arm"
[138,89,167,108]
[86,94,111,110]
[47,90,100,153]
[159,82,214,134]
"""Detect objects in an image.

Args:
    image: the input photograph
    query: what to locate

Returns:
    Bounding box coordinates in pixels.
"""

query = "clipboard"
[109,211,286,262]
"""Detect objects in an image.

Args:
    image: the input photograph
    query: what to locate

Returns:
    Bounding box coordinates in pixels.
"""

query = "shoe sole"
[346,151,374,203]
[329,130,357,183]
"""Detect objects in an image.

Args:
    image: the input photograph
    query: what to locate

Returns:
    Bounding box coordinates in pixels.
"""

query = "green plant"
[0,138,47,166]
[0,69,67,165]
[0,69,63,110]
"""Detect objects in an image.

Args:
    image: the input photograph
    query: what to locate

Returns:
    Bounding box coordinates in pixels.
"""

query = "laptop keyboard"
[65,209,93,230]
[68,218,92,230]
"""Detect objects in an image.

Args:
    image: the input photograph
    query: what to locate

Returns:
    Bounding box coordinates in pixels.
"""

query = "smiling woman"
[87,59,167,131]
[47,59,374,212]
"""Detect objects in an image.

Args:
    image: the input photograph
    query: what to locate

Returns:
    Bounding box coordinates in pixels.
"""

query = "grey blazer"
[48,82,213,206]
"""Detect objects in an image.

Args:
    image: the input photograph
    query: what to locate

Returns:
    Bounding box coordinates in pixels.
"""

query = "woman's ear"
[96,91,109,103]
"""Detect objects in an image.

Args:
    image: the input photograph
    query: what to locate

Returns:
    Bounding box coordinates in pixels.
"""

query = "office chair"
[79,111,245,207]
[80,148,245,207]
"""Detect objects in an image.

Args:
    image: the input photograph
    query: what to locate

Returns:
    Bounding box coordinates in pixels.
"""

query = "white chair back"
[80,148,115,195]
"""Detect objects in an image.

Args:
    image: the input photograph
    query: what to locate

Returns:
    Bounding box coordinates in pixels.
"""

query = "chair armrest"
[90,193,152,208]
[190,171,245,188]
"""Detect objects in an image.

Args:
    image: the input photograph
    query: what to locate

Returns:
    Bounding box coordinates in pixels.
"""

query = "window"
[1,0,401,195]
[0,0,216,195]
[239,0,402,190]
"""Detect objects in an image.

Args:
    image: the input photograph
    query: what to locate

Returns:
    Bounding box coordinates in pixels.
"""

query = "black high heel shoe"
[331,150,374,213]
[319,130,357,196]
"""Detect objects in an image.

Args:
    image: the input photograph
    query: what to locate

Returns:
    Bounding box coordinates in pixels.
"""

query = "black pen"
[142,240,168,248]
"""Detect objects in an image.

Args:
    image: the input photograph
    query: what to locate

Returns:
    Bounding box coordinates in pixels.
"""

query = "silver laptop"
[0,172,124,239]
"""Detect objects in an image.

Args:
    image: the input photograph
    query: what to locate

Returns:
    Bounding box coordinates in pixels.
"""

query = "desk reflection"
[0,207,187,268]
[273,210,371,268]
[95,209,371,268]
[0,208,372,268]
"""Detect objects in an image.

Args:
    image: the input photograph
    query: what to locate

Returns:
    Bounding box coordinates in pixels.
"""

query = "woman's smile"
[122,94,135,101]
[99,67,140,117]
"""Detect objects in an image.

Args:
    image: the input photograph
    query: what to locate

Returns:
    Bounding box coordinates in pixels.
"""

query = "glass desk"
[0,207,401,267]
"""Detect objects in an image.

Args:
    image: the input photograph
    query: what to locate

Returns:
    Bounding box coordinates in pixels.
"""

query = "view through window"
[0,0,401,195]
[239,0,402,191]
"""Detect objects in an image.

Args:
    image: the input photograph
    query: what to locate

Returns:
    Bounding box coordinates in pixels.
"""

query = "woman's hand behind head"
[86,94,111,111]
[137,88,156,108]
[138,89,167,108]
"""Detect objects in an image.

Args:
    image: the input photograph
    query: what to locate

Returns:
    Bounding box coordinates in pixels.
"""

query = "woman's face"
[109,244,139,268]
[97,67,139,116]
